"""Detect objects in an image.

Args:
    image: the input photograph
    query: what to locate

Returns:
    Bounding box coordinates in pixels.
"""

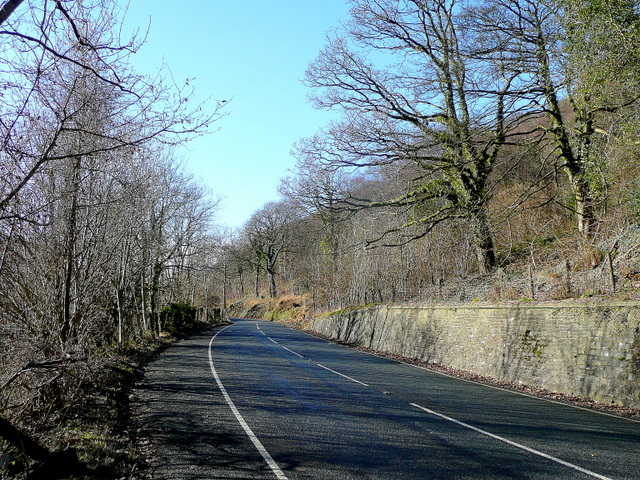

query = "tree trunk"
[60,155,81,345]
[254,265,260,298]
[149,262,162,332]
[572,176,595,238]
[0,0,25,27]
[268,270,277,298]
[140,273,148,332]
[470,210,496,274]
[204,270,209,322]
[0,415,50,462]
[116,286,123,344]
[0,415,85,478]
[0,222,14,275]
[222,263,228,309]
[536,19,597,240]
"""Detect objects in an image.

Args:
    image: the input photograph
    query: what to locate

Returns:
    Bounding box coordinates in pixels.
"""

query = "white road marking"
[317,363,369,386]
[405,361,640,424]
[257,324,302,357]
[411,403,613,480]
[208,326,288,480]
[320,332,640,425]
[282,346,304,358]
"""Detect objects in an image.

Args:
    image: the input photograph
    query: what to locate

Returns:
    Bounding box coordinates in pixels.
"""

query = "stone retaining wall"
[309,303,640,408]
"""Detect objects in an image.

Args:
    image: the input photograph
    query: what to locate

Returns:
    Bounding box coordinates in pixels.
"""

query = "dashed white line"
[404,361,640,424]
[282,346,304,358]
[258,326,367,386]
[317,363,369,386]
[258,325,303,358]
[208,326,288,480]
[411,403,613,480]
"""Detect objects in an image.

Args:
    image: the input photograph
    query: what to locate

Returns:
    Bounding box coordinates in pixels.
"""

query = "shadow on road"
[132,330,272,480]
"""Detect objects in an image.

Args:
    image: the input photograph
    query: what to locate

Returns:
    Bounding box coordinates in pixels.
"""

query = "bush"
[159,302,198,335]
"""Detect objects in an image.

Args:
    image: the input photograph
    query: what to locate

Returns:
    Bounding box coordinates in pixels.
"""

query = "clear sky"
[123,1,350,230]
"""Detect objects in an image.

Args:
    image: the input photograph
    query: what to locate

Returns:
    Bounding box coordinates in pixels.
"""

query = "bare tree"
[0,0,226,462]
[0,0,223,231]
[470,0,640,238]
[298,0,541,272]
[243,201,301,298]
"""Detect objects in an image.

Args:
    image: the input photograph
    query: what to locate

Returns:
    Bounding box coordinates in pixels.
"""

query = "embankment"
[309,303,640,408]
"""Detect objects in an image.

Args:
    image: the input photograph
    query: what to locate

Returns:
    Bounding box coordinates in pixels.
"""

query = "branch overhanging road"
[134,319,640,480]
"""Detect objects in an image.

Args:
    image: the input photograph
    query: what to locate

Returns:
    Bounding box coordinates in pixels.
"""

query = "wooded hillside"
[222,0,640,311]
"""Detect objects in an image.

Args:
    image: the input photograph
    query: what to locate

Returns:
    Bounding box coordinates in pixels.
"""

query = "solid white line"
[317,363,369,386]
[208,326,288,480]
[411,403,613,480]
[282,346,304,358]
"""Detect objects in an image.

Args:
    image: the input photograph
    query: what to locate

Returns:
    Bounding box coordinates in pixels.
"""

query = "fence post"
[607,251,616,293]
[529,264,536,299]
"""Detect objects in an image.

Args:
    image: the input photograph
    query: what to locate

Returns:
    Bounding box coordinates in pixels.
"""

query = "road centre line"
[404,362,640,425]
[256,325,365,383]
[256,323,303,357]
[255,325,366,384]
[282,346,304,358]
[321,331,640,425]
[317,363,369,386]
[411,403,613,480]
[208,326,288,480]
[257,324,303,357]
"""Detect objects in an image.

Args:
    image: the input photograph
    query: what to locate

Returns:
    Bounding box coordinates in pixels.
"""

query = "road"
[135,319,640,479]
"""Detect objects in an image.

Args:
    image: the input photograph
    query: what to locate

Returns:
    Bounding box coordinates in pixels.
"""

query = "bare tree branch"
[0,0,24,27]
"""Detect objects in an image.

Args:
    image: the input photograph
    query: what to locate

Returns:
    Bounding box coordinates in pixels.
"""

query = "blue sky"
[124,1,350,230]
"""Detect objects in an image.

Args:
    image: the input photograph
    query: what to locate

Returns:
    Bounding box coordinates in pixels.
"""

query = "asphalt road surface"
[135,319,640,479]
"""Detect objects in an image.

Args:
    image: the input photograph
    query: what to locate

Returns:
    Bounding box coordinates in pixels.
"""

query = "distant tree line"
[220,0,640,310]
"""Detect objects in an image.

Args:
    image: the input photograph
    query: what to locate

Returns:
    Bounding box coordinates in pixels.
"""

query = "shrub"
[160,302,198,335]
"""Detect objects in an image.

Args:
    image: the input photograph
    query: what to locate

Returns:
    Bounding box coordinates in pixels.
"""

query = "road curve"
[135,319,640,479]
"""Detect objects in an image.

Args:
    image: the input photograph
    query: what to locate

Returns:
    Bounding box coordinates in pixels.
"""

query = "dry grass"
[229,294,314,328]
